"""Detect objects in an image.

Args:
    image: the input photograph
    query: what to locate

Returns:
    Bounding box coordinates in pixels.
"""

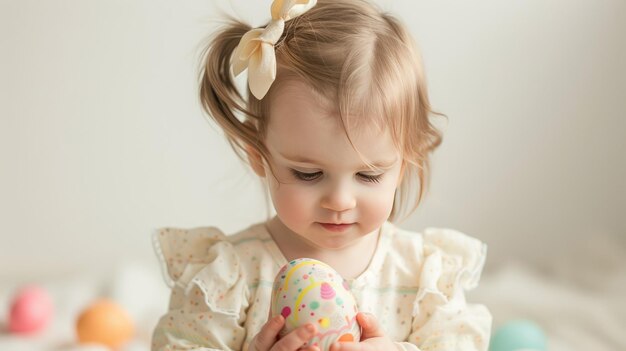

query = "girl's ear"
[245,144,266,178]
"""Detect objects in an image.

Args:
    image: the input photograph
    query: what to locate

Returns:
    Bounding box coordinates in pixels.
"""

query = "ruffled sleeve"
[397,228,492,351]
[151,227,250,351]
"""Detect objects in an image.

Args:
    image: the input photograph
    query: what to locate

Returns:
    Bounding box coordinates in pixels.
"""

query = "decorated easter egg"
[76,299,134,349]
[271,258,360,351]
[8,285,54,333]
[489,319,546,351]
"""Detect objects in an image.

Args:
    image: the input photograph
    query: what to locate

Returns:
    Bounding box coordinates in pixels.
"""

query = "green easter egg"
[489,319,546,351]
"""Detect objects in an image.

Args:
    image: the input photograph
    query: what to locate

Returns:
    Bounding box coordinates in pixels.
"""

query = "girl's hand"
[329,312,400,351]
[249,315,320,351]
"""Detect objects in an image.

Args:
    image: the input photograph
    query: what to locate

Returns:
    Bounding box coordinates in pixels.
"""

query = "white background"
[1,0,624,282]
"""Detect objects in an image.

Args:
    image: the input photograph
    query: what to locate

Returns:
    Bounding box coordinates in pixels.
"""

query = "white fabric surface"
[0,263,169,351]
[470,232,626,351]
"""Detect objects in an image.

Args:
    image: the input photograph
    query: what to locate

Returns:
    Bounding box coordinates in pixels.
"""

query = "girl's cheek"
[370,190,395,214]
[272,184,316,219]
[360,184,396,218]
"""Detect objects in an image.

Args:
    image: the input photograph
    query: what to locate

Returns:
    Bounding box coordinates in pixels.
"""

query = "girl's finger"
[330,341,369,351]
[272,323,317,351]
[330,341,347,351]
[357,312,384,339]
[252,315,284,351]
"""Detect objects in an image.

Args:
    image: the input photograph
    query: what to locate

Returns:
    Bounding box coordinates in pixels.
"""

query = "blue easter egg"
[489,319,546,351]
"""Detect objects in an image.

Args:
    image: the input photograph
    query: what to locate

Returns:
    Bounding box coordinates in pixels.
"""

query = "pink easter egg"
[8,285,54,333]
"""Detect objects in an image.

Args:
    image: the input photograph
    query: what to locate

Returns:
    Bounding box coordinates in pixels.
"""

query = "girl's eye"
[290,169,322,181]
[358,173,383,183]
[290,169,383,183]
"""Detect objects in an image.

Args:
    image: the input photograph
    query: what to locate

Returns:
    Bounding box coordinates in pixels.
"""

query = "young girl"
[152,0,491,350]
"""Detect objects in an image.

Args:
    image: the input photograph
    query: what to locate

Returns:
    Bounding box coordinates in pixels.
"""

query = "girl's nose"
[320,181,357,212]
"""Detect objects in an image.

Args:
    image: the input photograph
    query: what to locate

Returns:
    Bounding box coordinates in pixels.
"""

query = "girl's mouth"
[318,223,354,232]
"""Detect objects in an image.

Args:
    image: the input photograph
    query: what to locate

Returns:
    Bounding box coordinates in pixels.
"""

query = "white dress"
[151,221,492,351]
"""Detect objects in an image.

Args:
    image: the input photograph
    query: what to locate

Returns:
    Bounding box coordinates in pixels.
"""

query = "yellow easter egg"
[76,299,134,349]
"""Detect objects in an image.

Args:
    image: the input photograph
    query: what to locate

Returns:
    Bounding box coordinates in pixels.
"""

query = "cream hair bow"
[231,0,317,100]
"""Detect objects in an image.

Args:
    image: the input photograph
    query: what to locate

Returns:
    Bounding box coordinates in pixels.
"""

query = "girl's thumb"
[359,312,384,339]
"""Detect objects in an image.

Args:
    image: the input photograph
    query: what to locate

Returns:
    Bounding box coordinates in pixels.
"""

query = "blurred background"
[1,0,624,350]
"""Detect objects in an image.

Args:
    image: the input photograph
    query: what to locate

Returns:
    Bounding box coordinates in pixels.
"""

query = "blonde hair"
[198,0,445,222]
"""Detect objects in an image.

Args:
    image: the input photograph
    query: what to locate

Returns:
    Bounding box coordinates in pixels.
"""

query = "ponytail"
[198,19,262,163]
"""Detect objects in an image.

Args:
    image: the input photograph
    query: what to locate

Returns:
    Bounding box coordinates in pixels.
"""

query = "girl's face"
[258,80,403,251]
